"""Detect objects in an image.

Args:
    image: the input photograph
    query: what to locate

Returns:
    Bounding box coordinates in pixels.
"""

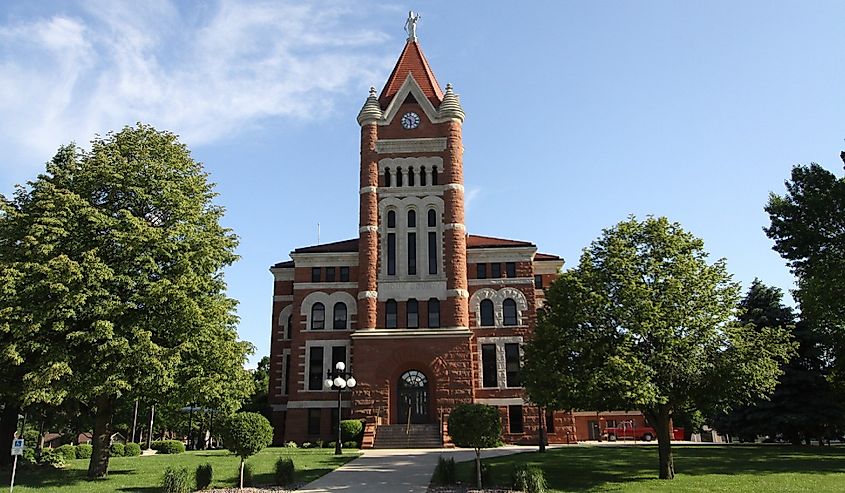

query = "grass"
[5,447,359,493]
[455,444,845,492]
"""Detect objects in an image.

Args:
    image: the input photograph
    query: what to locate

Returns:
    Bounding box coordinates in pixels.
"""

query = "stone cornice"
[350,327,471,339]
[376,137,447,154]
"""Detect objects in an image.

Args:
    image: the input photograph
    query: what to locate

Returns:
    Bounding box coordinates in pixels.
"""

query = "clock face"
[401,112,421,129]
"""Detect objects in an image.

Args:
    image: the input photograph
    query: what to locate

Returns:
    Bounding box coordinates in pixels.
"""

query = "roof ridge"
[378,41,443,109]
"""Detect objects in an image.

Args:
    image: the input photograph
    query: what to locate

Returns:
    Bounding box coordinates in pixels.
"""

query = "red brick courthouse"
[268,23,582,447]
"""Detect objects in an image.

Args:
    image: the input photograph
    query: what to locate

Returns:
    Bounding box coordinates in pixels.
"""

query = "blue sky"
[1,1,843,367]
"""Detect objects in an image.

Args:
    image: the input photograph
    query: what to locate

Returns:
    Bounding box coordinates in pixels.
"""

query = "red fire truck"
[603,420,685,441]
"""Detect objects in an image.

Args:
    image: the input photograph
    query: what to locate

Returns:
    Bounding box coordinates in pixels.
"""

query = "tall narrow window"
[311,267,321,282]
[491,263,501,278]
[384,168,391,187]
[308,346,324,390]
[325,267,336,282]
[481,344,498,387]
[408,167,415,186]
[388,233,396,276]
[407,210,416,228]
[308,409,321,435]
[480,299,494,326]
[407,299,419,328]
[332,346,346,369]
[311,303,325,330]
[427,209,436,227]
[432,166,438,185]
[340,266,350,282]
[505,343,521,387]
[386,299,397,328]
[420,167,427,186]
[534,274,543,289]
[506,262,516,278]
[283,353,291,395]
[408,232,417,275]
[427,298,440,328]
[333,302,347,330]
[396,167,403,187]
[503,298,518,326]
[428,232,437,275]
[477,264,487,279]
[508,405,524,434]
[286,314,292,339]
[387,210,396,228]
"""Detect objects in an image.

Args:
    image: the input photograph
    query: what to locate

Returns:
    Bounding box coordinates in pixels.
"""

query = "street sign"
[11,439,23,456]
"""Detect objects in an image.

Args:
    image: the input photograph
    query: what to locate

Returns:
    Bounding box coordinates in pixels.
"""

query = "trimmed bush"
[124,442,142,457]
[343,441,358,449]
[242,462,255,487]
[223,412,273,488]
[110,442,125,457]
[76,443,93,459]
[315,439,325,449]
[151,440,185,454]
[512,463,547,493]
[284,441,298,448]
[326,441,336,449]
[302,441,314,448]
[340,419,364,442]
[39,449,65,468]
[162,466,191,493]
[431,456,456,485]
[275,457,295,485]
[196,463,213,490]
[56,444,77,461]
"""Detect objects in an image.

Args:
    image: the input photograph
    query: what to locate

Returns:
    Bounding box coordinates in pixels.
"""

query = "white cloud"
[0,0,391,172]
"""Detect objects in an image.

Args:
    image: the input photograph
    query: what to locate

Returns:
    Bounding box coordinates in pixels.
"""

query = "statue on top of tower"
[405,11,420,41]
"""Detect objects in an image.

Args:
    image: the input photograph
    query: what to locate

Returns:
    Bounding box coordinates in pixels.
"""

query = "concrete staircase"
[373,424,442,448]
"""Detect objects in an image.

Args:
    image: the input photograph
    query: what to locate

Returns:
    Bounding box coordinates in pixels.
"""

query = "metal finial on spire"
[405,11,420,41]
[369,86,377,97]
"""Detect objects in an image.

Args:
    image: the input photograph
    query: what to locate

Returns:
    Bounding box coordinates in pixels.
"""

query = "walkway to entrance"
[297,446,539,493]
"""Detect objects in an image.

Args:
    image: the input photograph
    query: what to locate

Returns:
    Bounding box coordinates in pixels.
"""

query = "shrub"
[431,456,456,485]
[512,463,547,493]
[22,447,36,463]
[56,444,77,461]
[284,441,298,448]
[151,440,185,454]
[242,462,255,487]
[39,449,65,468]
[315,439,325,448]
[472,461,491,488]
[162,466,191,493]
[275,457,295,485]
[124,442,142,457]
[76,443,93,459]
[196,463,213,490]
[343,441,358,449]
[340,419,364,442]
[326,441,336,449]
[110,442,125,457]
[302,441,313,449]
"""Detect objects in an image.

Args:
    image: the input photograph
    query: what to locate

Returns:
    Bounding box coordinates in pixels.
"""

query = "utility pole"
[130,399,139,443]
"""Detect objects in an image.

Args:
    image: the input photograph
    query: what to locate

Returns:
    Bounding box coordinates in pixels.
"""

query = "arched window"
[387,210,396,276]
[384,168,391,187]
[286,314,293,339]
[427,209,437,227]
[480,299,494,326]
[407,298,419,328]
[396,167,403,187]
[408,167,415,186]
[420,167,427,186]
[387,210,396,228]
[407,209,417,275]
[311,302,325,330]
[407,210,416,228]
[386,299,397,328]
[432,166,438,185]
[503,298,518,326]
[427,298,440,328]
[333,302,347,330]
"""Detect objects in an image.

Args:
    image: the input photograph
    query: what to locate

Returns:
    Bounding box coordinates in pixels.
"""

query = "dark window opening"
[408,167,415,186]
[311,267,321,282]
[387,233,396,276]
[387,210,396,228]
[285,314,292,339]
[506,262,516,278]
[283,353,291,395]
[396,167,403,187]
[534,274,543,289]
[491,263,501,278]
[333,302,347,330]
[408,210,416,228]
[503,298,518,326]
[311,303,325,330]
[481,344,498,387]
[384,168,391,187]
[508,405,524,434]
[480,299,494,326]
[325,267,336,282]
[427,209,437,227]
[428,232,437,274]
[427,298,440,328]
[408,232,417,275]
[331,346,346,369]
[340,266,350,282]
[432,166,438,185]
[477,263,487,279]
[308,409,321,435]
[407,298,419,328]
[420,167,427,186]
[308,346,324,390]
[386,299,397,328]
[505,343,521,387]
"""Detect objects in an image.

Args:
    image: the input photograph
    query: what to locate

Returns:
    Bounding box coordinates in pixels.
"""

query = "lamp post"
[324,361,356,455]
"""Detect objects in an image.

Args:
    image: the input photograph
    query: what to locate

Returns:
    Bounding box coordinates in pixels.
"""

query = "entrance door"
[397,370,430,424]
[588,420,600,440]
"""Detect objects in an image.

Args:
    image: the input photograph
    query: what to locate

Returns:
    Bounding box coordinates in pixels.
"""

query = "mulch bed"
[205,483,306,492]
[428,487,516,493]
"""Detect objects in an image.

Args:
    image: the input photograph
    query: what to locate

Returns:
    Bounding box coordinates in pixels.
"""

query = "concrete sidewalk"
[297,446,539,493]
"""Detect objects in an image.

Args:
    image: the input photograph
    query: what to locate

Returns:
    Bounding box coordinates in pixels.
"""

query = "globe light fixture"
[326,362,356,455]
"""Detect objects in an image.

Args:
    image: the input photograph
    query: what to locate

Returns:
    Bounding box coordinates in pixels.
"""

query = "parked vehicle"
[603,421,685,441]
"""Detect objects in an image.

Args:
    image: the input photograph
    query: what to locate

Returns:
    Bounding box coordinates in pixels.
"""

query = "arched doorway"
[397,370,430,424]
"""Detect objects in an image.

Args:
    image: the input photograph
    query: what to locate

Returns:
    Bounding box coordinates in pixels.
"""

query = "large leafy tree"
[523,216,794,479]
[0,124,252,477]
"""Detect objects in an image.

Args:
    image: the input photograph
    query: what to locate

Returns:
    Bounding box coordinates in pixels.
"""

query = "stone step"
[374,424,442,449]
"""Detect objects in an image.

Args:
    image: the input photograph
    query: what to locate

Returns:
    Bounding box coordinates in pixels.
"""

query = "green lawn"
[456,445,845,492]
[7,447,359,493]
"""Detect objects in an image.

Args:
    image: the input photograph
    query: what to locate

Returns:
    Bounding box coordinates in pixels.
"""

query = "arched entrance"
[397,370,430,424]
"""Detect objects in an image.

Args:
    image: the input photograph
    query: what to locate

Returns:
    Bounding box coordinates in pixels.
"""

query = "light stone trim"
[359,225,378,233]
[571,410,640,417]
[287,400,352,409]
[467,247,537,264]
[468,278,535,287]
[350,327,471,339]
[359,186,378,194]
[470,287,529,327]
[302,339,351,392]
[270,267,295,281]
[277,305,293,335]
[380,75,451,126]
[444,223,466,231]
[378,280,446,302]
[447,288,469,298]
[443,183,465,192]
[301,291,358,330]
[378,195,445,283]
[295,282,357,290]
[290,252,359,267]
[376,137,447,154]
[534,260,564,275]
[477,335,524,390]
[475,398,526,406]
[274,295,294,302]
[271,404,288,411]
[358,290,378,299]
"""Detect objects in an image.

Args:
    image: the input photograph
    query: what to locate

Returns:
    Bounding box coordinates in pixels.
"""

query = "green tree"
[447,403,502,488]
[222,412,273,489]
[0,124,252,477]
[523,216,795,479]
[241,356,271,421]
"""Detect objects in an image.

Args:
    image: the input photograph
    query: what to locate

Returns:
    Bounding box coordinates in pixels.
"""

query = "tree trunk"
[87,395,113,478]
[647,407,675,480]
[36,413,45,460]
[0,402,20,468]
[239,456,245,489]
[146,404,155,450]
[475,448,482,488]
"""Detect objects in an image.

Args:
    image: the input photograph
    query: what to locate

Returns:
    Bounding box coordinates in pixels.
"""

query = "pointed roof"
[379,41,444,109]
